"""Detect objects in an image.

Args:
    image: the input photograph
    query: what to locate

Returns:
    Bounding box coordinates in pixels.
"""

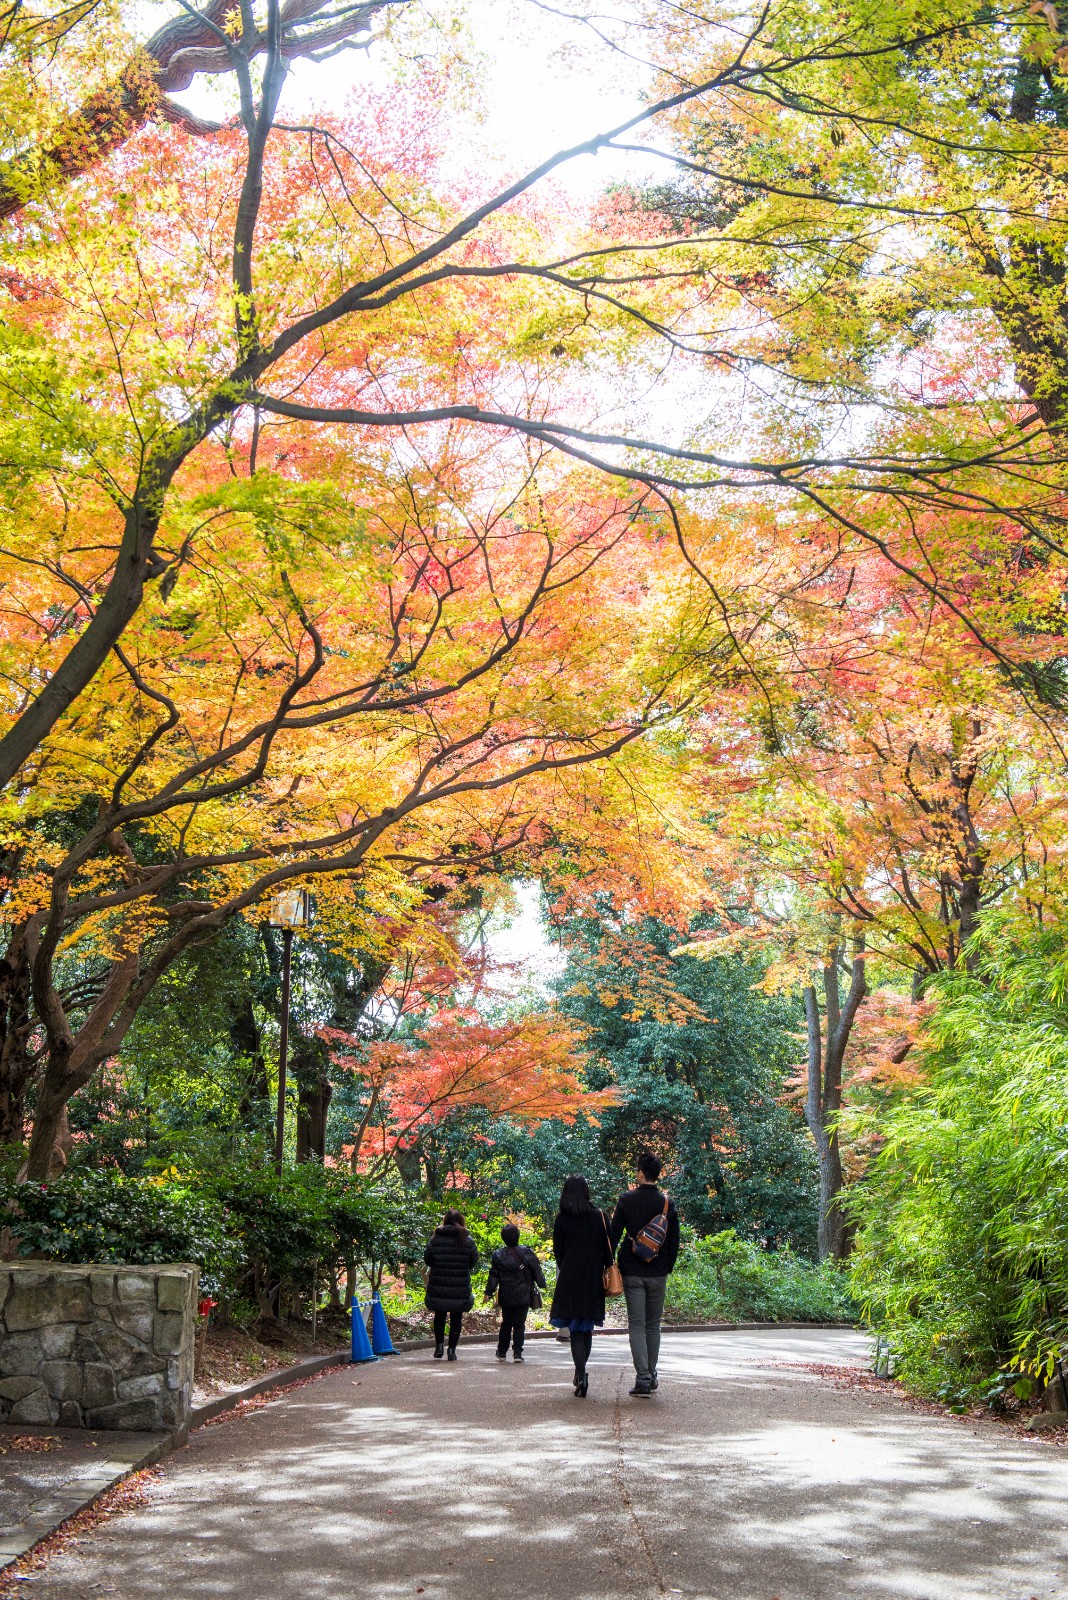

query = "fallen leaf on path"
[0,1468,161,1595]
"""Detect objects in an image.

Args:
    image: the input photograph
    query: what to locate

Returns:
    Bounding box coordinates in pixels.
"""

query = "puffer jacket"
[423,1225,479,1312]
[485,1244,546,1309]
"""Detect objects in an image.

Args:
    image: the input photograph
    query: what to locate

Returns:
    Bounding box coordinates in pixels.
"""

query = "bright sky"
[486,879,566,1000]
[167,0,664,197]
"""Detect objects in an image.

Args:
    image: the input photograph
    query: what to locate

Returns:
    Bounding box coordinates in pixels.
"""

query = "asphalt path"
[15,1327,1068,1600]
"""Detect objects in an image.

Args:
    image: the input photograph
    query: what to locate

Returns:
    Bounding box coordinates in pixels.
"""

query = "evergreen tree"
[555,911,818,1251]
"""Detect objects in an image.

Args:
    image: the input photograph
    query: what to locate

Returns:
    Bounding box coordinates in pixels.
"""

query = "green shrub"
[666,1229,855,1323]
[2,1167,236,1294]
[1,1162,432,1312]
[201,1164,433,1314]
[848,918,1068,1405]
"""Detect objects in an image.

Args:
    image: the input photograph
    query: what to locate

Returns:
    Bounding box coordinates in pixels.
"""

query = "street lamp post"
[270,887,309,1173]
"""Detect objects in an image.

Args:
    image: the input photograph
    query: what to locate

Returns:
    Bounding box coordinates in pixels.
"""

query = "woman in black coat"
[549,1175,613,1397]
[424,1208,479,1360]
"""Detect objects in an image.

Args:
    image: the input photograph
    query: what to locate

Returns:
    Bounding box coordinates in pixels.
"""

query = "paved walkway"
[16,1328,1068,1599]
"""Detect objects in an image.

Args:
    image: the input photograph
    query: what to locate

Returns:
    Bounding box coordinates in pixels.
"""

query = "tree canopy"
[7,0,1068,1404]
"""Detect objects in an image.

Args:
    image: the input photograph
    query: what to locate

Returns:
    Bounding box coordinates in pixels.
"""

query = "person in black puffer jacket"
[485,1224,546,1362]
[424,1208,479,1360]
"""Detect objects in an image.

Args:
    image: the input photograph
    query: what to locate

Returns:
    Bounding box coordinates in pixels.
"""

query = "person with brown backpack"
[608,1151,680,1397]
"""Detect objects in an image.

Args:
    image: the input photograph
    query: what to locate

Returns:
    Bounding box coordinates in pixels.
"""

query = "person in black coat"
[609,1149,681,1396]
[485,1223,546,1362]
[549,1175,613,1398]
[424,1208,479,1360]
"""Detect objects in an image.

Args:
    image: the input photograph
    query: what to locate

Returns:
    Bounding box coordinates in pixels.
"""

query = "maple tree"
[336,1008,607,1176]
[671,501,1068,1255]
[2,380,744,1179]
[10,0,1068,1314]
[4,0,1065,812]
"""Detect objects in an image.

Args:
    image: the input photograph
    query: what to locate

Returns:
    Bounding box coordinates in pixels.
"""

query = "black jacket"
[609,1187,680,1278]
[549,1208,613,1324]
[423,1225,479,1312]
[485,1244,546,1309]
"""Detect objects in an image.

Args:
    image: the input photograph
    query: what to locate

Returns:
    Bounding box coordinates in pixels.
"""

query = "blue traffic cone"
[350,1298,377,1363]
[370,1291,395,1356]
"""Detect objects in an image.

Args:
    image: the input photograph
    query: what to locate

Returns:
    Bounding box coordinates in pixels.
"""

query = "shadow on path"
[17,1328,1067,1600]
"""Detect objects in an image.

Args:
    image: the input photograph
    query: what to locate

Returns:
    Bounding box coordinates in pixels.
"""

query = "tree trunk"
[0,927,36,1145]
[23,1080,75,1182]
[233,995,270,1123]
[295,1073,332,1162]
[803,935,867,1261]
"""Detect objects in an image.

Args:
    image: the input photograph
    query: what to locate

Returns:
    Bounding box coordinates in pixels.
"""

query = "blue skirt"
[550,1317,602,1333]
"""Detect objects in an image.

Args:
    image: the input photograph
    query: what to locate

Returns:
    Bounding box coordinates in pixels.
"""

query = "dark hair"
[501,1223,520,1247]
[443,1207,468,1239]
[559,1175,594,1217]
[637,1150,663,1182]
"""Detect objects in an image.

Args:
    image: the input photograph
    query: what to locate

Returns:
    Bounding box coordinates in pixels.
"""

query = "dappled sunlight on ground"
[15,1329,1067,1600]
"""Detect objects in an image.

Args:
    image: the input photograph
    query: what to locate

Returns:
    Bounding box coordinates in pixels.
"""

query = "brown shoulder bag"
[601,1210,624,1297]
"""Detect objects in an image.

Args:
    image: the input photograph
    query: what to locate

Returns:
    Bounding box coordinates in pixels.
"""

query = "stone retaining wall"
[0,1263,199,1433]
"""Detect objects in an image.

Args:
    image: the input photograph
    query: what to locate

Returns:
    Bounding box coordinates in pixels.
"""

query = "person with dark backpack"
[609,1151,680,1397]
[485,1223,546,1361]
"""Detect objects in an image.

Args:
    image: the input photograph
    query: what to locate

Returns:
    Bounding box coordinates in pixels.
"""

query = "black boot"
[434,1342,444,1359]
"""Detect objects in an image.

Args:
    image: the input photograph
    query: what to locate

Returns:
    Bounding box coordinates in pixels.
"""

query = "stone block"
[0,1377,44,1402]
[40,1361,82,1403]
[152,1312,185,1356]
[92,1330,135,1368]
[1041,1377,1068,1414]
[81,1365,116,1411]
[156,1274,189,1313]
[5,1278,91,1331]
[129,1350,166,1377]
[117,1374,163,1402]
[161,1391,188,1428]
[58,1402,83,1427]
[71,1335,104,1364]
[1026,1412,1068,1432]
[9,1389,55,1425]
[39,1324,75,1360]
[0,1333,43,1377]
[110,1308,153,1343]
[9,1271,50,1291]
[86,1399,159,1431]
[166,1359,180,1390]
[90,1272,115,1307]
[116,1273,155,1305]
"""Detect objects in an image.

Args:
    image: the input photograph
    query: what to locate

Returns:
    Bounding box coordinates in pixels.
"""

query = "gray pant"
[622,1274,667,1384]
